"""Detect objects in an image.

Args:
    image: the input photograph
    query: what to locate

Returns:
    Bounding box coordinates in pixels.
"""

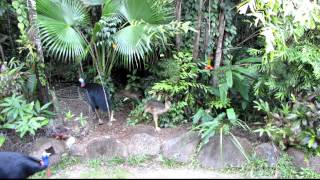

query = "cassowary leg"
[94,109,103,125]
[153,114,161,132]
[110,110,116,122]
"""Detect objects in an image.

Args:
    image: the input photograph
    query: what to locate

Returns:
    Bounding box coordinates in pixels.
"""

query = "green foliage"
[192,107,250,145]
[0,60,24,98]
[226,152,320,178]
[107,156,126,166]
[159,155,184,168]
[75,113,88,127]
[127,155,151,166]
[159,101,188,128]
[12,0,30,47]
[125,70,142,93]
[37,0,192,70]
[239,0,320,101]
[253,94,320,154]
[127,97,151,126]
[0,135,5,147]
[211,56,260,108]
[149,51,210,108]
[37,0,89,61]
[0,94,53,138]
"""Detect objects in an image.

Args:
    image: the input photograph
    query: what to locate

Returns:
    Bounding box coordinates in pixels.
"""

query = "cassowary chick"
[144,98,171,131]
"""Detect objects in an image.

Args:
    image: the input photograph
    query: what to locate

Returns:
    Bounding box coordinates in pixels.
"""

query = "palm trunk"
[211,0,226,86]
[192,0,204,60]
[175,0,182,50]
[26,0,49,103]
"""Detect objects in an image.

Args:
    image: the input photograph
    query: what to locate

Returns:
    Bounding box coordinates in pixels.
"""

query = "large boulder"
[255,143,280,167]
[198,135,253,169]
[29,137,67,167]
[161,131,200,163]
[70,136,127,159]
[127,133,161,156]
[287,148,310,169]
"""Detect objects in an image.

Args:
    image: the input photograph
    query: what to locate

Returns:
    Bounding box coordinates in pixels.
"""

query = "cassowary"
[144,98,171,132]
[0,152,51,179]
[79,78,116,125]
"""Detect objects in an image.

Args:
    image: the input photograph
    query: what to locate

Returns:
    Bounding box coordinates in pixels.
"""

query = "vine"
[12,0,47,88]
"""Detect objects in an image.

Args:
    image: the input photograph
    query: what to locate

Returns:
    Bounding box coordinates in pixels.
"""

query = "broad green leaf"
[0,135,5,147]
[226,70,233,88]
[219,83,229,104]
[226,108,236,121]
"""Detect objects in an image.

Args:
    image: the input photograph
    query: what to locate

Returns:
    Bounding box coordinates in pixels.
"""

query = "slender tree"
[175,0,182,50]
[192,0,204,60]
[26,0,49,103]
[212,0,225,86]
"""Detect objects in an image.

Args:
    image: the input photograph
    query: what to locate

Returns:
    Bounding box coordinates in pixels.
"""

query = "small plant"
[65,111,75,121]
[253,95,320,154]
[0,94,53,138]
[75,113,87,127]
[127,155,150,166]
[158,155,183,168]
[87,159,103,169]
[0,135,5,147]
[0,60,25,98]
[192,107,251,163]
[107,156,126,166]
[228,152,320,179]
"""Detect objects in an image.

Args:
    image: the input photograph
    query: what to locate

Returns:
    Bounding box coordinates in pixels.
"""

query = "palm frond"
[113,23,153,70]
[81,0,105,6]
[121,0,173,24]
[37,0,89,61]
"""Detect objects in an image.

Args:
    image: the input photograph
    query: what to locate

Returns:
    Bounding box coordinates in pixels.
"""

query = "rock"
[255,143,280,167]
[198,135,253,169]
[287,148,320,173]
[127,133,161,156]
[29,137,67,167]
[287,148,310,169]
[310,156,320,173]
[161,131,200,163]
[86,136,127,159]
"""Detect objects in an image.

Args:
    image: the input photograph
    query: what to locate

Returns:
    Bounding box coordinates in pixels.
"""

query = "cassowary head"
[79,78,86,88]
[40,152,51,168]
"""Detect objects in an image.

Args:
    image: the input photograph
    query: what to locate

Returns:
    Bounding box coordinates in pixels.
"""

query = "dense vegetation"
[0,0,320,176]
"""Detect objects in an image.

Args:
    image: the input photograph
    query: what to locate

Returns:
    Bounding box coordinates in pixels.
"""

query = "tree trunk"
[211,0,226,86]
[175,0,182,50]
[0,44,5,61]
[203,0,211,55]
[192,0,204,60]
[26,0,50,103]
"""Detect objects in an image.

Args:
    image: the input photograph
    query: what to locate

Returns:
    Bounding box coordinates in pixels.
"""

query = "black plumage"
[79,78,114,124]
[0,152,49,179]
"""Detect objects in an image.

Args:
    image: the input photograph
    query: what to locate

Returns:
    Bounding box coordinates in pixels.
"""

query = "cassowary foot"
[155,127,161,132]
[98,119,104,125]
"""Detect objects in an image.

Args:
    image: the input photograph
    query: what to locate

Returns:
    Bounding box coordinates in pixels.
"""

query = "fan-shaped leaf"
[37,0,89,61]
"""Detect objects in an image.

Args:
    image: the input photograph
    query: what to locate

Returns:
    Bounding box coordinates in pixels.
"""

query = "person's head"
[79,78,86,88]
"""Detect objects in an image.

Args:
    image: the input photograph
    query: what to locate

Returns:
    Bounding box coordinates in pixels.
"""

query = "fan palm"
[36,0,179,70]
